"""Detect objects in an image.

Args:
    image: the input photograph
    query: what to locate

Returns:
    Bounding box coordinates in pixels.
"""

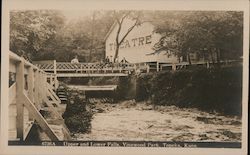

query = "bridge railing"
[35,61,136,74]
[9,51,61,141]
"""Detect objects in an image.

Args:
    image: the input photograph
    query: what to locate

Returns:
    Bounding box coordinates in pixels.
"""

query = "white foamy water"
[74,101,241,142]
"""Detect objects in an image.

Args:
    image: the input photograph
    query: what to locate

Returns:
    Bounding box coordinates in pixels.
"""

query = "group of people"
[69,55,132,73]
[103,56,129,68]
[71,55,129,66]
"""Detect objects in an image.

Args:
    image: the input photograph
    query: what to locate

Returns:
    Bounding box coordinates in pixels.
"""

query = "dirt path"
[74,100,241,142]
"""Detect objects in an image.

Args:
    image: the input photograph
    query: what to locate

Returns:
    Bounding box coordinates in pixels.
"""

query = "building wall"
[105,18,179,63]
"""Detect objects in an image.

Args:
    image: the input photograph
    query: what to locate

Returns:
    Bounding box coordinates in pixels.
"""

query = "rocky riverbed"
[73,100,241,142]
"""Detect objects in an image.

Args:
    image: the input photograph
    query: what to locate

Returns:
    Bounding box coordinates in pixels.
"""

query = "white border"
[1,0,249,155]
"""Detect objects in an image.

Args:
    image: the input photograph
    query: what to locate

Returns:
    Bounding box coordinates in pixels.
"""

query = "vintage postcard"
[1,0,249,155]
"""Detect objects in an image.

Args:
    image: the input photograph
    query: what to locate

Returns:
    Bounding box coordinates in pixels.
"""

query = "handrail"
[9,51,41,72]
[8,51,61,141]
[36,61,135,74]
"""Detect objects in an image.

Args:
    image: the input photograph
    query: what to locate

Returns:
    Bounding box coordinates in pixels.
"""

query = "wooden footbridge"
[9,51,71,141]
[8,51,138,142]
[34,60,136,77]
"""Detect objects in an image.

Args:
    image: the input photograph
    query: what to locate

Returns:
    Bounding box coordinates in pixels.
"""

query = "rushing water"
[72,100,241,142]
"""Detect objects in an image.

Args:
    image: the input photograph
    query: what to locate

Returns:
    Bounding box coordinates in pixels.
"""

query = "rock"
[230,120,241,125]
[222,130,241,139]
[96,108,105,113]
[142,106,153,110]
[165,120,171,123]
[147,125,154,129]
[174,125,194,131]
[196,116,217,124]
[199,134,209,140]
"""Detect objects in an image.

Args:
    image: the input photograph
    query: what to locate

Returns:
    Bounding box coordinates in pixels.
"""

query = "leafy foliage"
[10,10,115,62]
[10,10,243,63]
[147,11,243,63]
[10,10,65,61]
[63,89,93,133]
[136,66,242,116]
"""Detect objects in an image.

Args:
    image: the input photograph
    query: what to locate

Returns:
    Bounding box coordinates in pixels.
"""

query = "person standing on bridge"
[71,55,79,72]
[71,55,79,64]
[121,57,128,63]
[121,57,128,69]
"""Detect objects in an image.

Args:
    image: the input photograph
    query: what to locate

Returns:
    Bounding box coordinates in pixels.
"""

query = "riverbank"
[73,100,241,142]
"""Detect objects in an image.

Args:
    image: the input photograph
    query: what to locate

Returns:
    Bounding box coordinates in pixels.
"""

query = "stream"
[73,100,241,142]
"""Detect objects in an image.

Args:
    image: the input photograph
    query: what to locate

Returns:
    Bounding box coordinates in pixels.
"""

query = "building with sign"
[104,18,180,69]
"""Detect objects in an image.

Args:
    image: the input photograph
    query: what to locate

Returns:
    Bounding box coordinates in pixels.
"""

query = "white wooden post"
[38,71,43,105]
[156,61,159,72]
[27,67,34,102]
[34,69,41,109]
[146,64,150,73]
[16,59,24,141]
[53,60,58,89]
[80,64,83,73]
[172,63,176,71]
[42,73,47,101]
[27,66,34,120]
[55,75,59,90]
[53,60,57,74]
[50,74,53,88]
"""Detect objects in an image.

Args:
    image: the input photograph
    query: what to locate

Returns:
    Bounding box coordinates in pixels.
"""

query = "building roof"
[104,22,117,41]
[104,18,156,42]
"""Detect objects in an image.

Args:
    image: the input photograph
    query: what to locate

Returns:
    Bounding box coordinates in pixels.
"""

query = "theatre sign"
[105,18,179,63]
[108,35,152,51]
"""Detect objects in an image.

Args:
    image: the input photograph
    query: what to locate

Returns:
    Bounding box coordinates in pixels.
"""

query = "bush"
[63,90,93,133]
[136,66,242,116]
[64,111,92,133]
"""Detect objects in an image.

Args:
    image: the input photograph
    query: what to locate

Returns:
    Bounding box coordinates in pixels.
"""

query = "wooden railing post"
[146,63,150,73]
[27,67,34,102]
[42,73,47,101]
[156,61,159,72]
[172,63,176,71]
[16,59,24,141]
[55,75,59,89]
[49,74,53,88]
[38,71,43,105]
[27,66,34,120]
[80,64,83,73]
[53,60,57,74]
[34,69,40,109]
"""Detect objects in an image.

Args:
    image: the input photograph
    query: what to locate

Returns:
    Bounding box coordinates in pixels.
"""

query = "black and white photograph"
[1,0,248,155]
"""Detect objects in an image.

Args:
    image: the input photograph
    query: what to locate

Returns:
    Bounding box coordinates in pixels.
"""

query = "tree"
[149,11,243,64]
[10,10,65,61]
[16,10,115,62]
[112,11,143,62]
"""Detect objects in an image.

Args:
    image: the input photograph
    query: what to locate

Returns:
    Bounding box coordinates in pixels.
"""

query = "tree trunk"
[187,52,192,65]
[210,50,215,65]
[114,45,119,62]
[216,48,221,68]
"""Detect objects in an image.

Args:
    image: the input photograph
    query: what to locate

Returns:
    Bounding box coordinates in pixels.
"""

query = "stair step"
[59,98,67,101]
[58,95,67,98]
[57,92,66,95]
